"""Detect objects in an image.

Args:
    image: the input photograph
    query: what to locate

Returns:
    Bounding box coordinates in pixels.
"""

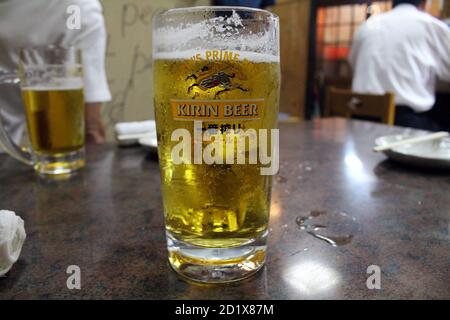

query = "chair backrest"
[325,87,395,125]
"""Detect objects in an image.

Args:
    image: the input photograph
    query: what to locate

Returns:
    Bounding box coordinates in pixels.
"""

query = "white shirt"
[349,4,450,112]
[0,0,111,145]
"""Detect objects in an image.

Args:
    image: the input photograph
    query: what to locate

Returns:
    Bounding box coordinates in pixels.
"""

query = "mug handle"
[0,70,34,166]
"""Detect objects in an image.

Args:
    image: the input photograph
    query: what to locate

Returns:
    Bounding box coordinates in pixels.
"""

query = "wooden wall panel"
[269,0,311,119]
[426,0,443,17]
[443,0,450,18]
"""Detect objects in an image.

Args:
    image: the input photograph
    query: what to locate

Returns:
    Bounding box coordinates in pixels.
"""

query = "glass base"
[167,230,267,284]
[34,148,85,176]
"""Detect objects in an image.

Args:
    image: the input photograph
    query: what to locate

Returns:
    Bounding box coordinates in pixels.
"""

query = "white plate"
[375,134,450,169]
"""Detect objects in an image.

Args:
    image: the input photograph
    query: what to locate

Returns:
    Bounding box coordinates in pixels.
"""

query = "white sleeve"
[73,0,111,103]
[432,22,450,82]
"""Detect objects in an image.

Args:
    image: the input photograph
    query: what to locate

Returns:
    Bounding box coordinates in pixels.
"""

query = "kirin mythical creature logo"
[185,64,248,99]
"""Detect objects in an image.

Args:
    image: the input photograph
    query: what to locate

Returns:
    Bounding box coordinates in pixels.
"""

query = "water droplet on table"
[295,210,358,247]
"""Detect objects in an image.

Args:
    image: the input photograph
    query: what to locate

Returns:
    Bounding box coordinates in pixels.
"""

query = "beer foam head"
[21,77,83,91]
[153,7,279,60]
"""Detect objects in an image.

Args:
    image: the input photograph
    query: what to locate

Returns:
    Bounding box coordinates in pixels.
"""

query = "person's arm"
[70,0,111,144]
[433,22,450,82]
[85,102,106,144]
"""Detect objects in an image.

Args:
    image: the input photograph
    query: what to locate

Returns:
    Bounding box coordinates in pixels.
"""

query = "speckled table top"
[0,118,449,299]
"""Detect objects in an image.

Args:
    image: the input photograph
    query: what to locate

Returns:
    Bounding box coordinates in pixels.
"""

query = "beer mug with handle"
[0,46,85,176]
[153,7,280,283]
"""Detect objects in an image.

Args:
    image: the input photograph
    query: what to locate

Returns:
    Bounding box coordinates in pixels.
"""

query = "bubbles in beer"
[153,52,280,248]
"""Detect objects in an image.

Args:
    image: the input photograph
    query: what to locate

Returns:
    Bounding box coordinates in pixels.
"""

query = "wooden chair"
[325,87,396,125]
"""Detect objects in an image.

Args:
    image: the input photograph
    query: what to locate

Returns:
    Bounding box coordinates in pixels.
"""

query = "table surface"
[0,118,449,299]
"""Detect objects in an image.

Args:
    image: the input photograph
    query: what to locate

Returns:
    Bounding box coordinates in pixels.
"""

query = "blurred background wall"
[99,0,209,140]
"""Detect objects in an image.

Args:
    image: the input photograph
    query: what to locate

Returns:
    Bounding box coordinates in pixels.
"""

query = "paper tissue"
[0,210,26,277]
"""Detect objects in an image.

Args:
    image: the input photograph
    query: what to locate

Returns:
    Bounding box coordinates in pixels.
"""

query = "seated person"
[0,0,111,149]
[349,0,450,131]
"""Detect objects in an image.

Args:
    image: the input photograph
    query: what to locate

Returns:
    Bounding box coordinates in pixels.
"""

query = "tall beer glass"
[153,7,280,283]
[0,46,85,176]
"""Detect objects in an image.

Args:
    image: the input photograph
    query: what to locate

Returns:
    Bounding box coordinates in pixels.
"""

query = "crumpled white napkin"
[114,120,156,137]
[0,210,26,277]
[114,120,157,147]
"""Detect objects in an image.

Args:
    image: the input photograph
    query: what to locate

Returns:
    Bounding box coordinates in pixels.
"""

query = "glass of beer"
[153,7,280,283]
[0,46,85,176]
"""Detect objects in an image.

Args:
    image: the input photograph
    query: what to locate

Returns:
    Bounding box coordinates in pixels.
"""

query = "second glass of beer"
[153,7,280,283]
[0,46,85,176]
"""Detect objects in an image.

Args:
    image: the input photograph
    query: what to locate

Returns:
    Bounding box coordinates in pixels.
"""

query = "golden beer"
[154,52,280,276]
[0,46,85,176]
[22,87,85,154]
[153,6,280,282]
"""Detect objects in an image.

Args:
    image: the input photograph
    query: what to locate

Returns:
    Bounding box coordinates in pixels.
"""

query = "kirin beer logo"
[185,64,248,99]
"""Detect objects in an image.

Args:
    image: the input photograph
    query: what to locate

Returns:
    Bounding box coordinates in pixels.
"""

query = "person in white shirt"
[349,0,450,131]
[0,0,111,148]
